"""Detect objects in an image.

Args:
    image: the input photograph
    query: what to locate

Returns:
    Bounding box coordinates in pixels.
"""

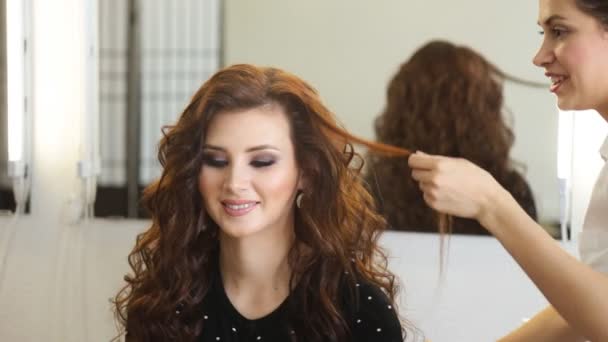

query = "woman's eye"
[202,155,228,168]
[251,159,275,168]
[551,27,567,38]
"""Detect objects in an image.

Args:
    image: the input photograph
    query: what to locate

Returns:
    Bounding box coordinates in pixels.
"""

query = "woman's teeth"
[225,203,255,210]
[551,76,565,85]
[549,75,568,92]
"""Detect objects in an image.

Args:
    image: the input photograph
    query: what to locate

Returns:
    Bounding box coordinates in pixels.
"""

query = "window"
[96,0,222,218]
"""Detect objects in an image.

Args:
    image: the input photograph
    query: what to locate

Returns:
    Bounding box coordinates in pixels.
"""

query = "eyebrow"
[538,14,567,26]
[203,144,280,153]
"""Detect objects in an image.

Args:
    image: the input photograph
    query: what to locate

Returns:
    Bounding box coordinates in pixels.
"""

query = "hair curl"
[366,40,537,234]
[114,64,411,341]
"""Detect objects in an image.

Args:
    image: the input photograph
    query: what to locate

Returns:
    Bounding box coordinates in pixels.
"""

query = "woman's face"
[534,0,608,114]
[198,104,302,239]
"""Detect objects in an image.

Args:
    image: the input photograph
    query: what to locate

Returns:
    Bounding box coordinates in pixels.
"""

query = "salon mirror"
[94,0,562,237]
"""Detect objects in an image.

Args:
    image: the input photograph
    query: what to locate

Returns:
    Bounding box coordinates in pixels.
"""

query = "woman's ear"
[297,171,308,191]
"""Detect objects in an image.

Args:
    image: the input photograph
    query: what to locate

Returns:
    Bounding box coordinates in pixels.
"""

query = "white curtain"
[0,114,8,188]
[99,0,221,186]
[0,0,10,189]
[99,0,128,186]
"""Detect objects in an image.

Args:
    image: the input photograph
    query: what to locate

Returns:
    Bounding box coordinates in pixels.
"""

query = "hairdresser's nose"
[533,38,555,68]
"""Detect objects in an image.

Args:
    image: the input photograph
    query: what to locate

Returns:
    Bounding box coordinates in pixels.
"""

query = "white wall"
[0,217,567,342]
[224,0,559,222]
[381,232,570,342]
[0,217,145,342]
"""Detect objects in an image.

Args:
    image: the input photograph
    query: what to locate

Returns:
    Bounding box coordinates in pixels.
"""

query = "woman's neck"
[218,225,295,319]
[221,224,293,283]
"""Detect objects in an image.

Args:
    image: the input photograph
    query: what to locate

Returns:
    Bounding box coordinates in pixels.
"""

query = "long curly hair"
[113,64,411,341]
[367,40,537,235]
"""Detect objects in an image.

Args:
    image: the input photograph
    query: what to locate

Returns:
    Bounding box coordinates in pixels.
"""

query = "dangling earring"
[296,192,304,209]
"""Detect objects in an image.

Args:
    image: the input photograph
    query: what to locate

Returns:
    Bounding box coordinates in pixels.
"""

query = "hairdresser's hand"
[408,151,509,227]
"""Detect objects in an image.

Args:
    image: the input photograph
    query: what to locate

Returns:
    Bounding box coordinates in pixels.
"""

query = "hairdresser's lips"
[221,199,259,217]
[546,72,569,93]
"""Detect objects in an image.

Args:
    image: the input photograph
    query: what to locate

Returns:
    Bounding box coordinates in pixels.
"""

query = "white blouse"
[579,136,608,274]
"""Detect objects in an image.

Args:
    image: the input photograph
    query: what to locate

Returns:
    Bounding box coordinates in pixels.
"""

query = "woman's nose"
[225,164,249,193]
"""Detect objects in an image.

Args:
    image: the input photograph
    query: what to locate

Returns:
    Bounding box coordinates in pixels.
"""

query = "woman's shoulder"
[342,279,404,342]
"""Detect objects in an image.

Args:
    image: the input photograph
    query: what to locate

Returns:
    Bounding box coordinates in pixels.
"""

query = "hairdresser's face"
[534,0,608,114]
[198,104,302,240]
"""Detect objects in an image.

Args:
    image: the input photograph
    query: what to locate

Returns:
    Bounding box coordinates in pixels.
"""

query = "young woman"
[367,40,537,235]
[114,64,409,341]
[409,0,608,341]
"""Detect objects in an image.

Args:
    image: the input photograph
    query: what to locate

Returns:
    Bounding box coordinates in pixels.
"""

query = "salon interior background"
[0,1,605,231]
[1,1,607,342]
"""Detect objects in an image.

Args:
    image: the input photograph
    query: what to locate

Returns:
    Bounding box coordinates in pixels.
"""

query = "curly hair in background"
[367,40,537,235]
[113,64,411,341]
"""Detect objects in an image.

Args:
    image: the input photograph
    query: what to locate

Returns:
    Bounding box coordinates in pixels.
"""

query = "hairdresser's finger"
[418,182,436,197]
[408,151,438,170]
[422,191,440,209]
[418,180,427,192]
[411,169,435,183]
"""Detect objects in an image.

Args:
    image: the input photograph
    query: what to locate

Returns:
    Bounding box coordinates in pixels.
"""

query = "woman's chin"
[219,225,264,239]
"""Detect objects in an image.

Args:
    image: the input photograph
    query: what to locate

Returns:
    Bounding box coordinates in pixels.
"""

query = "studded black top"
[197,266,404,342]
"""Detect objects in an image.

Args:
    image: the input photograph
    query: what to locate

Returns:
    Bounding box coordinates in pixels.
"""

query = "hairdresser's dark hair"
[114,64,411,341]
[576,0,608,29]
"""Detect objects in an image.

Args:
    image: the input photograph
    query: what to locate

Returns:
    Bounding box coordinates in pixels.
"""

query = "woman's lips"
[547,74,569,93]
[221,200,259,217]
[550,80,563,93]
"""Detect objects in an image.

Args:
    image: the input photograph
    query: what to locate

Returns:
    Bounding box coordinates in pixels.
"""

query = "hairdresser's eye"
[551,27,568,38]
[202,154,228,168]
[250,157,276,168]
[538,26,568,39]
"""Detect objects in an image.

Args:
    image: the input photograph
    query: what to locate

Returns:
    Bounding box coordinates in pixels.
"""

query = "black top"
[197,268,403,342]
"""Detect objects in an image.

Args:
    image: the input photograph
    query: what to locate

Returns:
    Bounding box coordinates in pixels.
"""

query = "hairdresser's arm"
[409,152,608,342]
[499,306,586,342]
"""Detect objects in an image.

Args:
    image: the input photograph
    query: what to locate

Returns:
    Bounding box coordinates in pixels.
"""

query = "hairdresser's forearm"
[498,305,585,342]
[480,191,608,342]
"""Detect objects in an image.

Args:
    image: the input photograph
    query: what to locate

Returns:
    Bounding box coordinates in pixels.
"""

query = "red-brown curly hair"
[113,64,411,341]
[366,40,537,235]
